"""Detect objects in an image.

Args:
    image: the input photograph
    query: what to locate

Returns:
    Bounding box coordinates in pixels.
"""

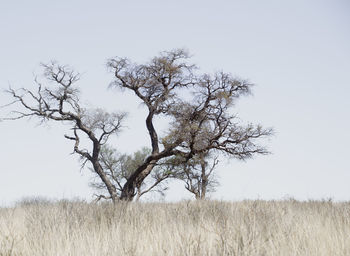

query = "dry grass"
[0,199,349,256]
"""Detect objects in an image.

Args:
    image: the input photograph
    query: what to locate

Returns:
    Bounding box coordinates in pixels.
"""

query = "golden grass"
[0,199,349,256]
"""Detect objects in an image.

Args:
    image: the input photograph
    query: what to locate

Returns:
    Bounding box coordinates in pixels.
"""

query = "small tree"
[159,151,219,200]
[177,152,219,200]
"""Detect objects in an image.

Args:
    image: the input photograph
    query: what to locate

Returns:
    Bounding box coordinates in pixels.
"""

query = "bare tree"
[107,49,273,201]
[4,62,126,203]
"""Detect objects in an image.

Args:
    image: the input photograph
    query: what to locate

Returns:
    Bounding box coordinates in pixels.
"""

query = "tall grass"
[0,199,349,255]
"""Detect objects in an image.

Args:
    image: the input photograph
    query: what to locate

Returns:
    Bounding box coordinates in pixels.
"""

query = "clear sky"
[0,0,349,206]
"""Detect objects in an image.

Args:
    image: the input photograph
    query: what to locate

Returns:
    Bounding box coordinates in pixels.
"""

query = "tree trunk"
[199,159,208,200]
[195,193,200,200]
[92,161,119,203]
[120,161,156,201]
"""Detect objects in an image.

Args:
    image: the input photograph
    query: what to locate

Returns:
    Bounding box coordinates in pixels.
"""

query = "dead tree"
[4,62,126,203]
[107,49,273,201]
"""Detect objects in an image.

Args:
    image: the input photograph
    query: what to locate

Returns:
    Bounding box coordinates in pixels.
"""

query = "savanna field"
[1,200,349,256]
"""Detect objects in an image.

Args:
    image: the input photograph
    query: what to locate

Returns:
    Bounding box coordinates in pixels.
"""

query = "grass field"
[0,199,349,256]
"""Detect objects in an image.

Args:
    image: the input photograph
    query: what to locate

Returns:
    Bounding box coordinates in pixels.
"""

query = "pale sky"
[1,0,349,206]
